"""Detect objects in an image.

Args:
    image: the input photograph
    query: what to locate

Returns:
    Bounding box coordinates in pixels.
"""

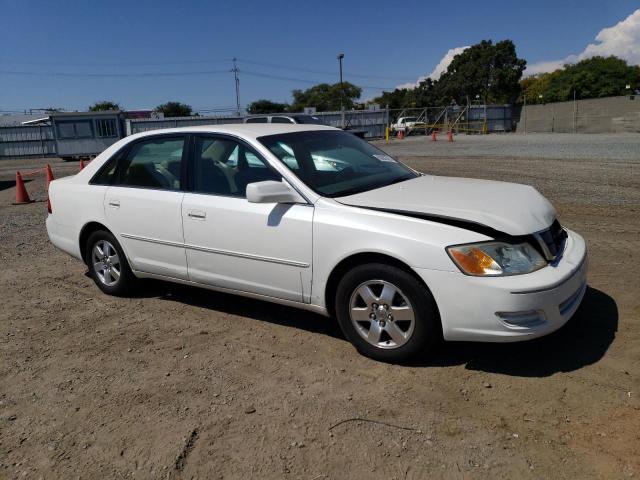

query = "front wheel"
[335,263,440,362]
[86,230,137,296]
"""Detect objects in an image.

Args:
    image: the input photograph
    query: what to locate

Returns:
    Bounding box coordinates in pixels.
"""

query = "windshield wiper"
[332,185,373,197]
[333,175,414,198]
[381,175,413,187]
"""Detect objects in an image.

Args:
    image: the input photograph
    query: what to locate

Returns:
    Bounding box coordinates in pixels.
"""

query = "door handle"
[108,200,120,208]
[187,210,206,219]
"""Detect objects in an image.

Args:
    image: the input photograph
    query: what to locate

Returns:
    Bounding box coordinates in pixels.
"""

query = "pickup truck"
[244,114,367,138]
[390,117,425,135]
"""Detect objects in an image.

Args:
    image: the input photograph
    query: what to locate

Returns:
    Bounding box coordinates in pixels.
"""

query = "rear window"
[292,115,324,125]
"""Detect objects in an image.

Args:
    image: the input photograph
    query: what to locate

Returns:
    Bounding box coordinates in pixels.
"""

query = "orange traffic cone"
[45,164,55,189]
[397,130,405,140]
[79,159,85,171]
[432,131,437,141]
[447,131,454,142]
[13,171,33,205]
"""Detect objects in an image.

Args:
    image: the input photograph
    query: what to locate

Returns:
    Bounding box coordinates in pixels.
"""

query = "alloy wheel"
[349,280,415,349]
[91,240,121,287]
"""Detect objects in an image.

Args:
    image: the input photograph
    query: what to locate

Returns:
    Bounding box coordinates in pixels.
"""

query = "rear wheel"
[86,230,136,296]
[335,263,440,362]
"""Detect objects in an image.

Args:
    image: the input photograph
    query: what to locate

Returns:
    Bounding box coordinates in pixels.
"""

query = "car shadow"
[132,281,617,376]
[137,279,344,340]
[0,178,32,192]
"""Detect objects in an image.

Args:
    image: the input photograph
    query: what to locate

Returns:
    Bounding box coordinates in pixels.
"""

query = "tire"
[86,230,137,296]
[335,263,440,362]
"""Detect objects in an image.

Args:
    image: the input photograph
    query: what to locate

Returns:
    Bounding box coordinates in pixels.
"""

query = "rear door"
[181,134,313,302]
[104,135,188,279]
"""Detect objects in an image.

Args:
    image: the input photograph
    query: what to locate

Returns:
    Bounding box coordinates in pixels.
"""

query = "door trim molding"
[120,233,310,268]
[132,268,328,315]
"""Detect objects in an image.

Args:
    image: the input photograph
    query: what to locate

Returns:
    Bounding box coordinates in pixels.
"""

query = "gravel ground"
[373,132,640,161]
[1,136,639,479]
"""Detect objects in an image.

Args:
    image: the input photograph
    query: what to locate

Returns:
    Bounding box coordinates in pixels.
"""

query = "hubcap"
[349,280,415,349]
[92,240,121,287]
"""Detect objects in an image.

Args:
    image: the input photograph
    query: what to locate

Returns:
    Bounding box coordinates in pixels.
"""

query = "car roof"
[129,123,339,141]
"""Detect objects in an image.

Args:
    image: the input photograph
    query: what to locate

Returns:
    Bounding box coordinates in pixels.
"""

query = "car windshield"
[258,130,418,197]
[403,117,417,122]
[291,115,325,125]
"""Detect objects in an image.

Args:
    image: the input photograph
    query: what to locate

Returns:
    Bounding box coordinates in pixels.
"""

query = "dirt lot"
[1,135,639,479]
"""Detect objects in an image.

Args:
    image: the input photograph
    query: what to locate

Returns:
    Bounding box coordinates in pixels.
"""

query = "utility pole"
[573,88,578,133]
[337,53,345,128]
[231,58,241,116]
[523,93,527,135]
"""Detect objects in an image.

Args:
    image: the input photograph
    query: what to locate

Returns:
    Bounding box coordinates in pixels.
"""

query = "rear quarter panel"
[48,177,109,260]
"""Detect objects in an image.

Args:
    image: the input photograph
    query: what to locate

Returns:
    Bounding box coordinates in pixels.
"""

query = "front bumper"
[416,228,588,342]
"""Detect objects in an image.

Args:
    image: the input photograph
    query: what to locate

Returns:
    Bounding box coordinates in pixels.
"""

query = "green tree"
[374,87,414,109]
[373,40,526,108]
[290,82,362,112]
[155,101,192,117]
[247,99,290,114]
[520,56,640,104]
[435,40,526,105]
[89,101,121,111]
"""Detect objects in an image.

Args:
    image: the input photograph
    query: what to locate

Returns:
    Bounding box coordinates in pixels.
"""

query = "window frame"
[56,120,94,139]
[95,118,119,138]
[188,133,284,199]
[244,116,268,123]
[89,133,190,192]
[271,116,295,124]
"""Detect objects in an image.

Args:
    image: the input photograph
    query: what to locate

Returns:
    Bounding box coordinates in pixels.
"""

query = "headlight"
[447,241,547,276]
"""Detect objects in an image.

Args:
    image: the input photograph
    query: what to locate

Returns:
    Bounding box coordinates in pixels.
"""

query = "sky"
[1,0,639,113]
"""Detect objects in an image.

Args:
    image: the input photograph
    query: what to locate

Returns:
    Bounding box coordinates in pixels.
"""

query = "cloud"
[526,8,640,75]
[395,46,470,90]
[428,46,470,80]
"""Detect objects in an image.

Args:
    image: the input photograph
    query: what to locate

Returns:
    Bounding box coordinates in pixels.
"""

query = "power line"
[238,58,415,81]
[0,58,233,67]
[241,70,394,90]
[0,69,230,78]
[0,56,417,82]
[0,67,396,90]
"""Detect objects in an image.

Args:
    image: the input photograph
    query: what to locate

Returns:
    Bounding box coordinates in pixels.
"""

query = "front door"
[181,135,313,302]
[104,135,188,279]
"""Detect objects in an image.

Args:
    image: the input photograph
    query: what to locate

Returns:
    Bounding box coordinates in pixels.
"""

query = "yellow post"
[385,127,389,143]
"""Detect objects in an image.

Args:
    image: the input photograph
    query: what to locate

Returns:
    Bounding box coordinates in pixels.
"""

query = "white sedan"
[46,124,587,362]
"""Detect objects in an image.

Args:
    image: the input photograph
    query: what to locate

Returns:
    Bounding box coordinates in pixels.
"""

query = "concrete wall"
[515,95,640,133]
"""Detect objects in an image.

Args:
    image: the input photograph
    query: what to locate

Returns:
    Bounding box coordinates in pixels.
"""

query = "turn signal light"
[449,247,501,275]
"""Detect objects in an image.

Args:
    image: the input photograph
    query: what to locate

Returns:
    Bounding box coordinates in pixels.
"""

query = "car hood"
[336,175,556,236]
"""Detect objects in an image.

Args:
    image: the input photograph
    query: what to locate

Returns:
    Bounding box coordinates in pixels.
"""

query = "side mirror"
[246,180,306,204]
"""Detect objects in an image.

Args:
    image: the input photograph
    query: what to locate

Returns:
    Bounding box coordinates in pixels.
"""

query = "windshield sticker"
[373,154,396,163]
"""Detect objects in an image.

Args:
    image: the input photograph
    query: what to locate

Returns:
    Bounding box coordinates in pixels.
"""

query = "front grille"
[535,219,568,261]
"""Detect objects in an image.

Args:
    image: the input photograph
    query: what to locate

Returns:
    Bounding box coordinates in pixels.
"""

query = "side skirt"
[131,269,330,317]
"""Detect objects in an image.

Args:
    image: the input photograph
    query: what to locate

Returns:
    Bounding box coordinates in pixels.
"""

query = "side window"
[245,117,268,123]
[116,137,184,190]
[194,136,281,197]
[57,121,94,139]
[271,116,294,124]
[95,119,118,138]
[91,155,119,185]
